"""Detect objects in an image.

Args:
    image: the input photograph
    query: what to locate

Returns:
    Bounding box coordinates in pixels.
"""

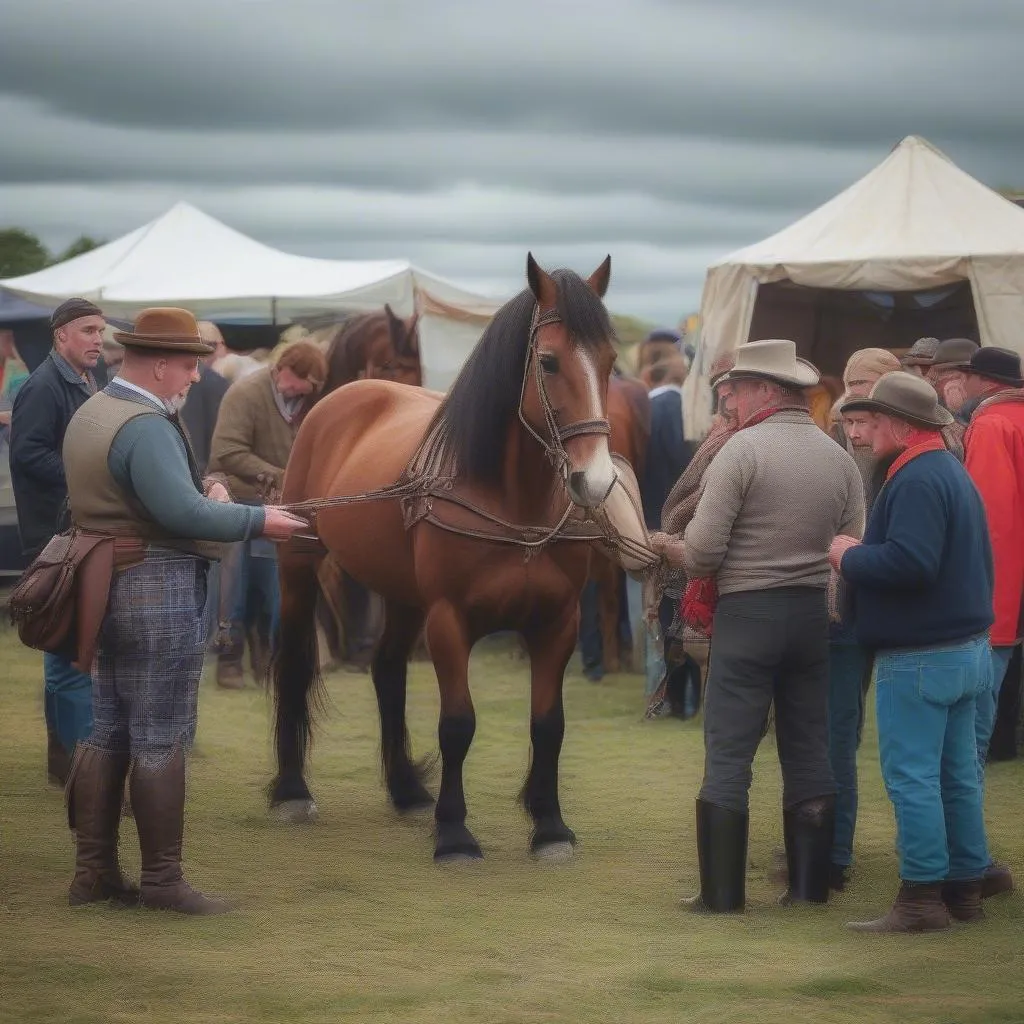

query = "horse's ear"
[398,313,420,356]
[527,252,557,308]
[587,255,611,298]
[384,303,401,328]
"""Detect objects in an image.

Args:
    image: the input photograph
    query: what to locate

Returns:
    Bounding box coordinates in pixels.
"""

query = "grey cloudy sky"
[2,0,1024,324]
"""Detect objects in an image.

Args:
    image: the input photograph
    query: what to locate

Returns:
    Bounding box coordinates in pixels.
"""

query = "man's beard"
[166,393,188,414]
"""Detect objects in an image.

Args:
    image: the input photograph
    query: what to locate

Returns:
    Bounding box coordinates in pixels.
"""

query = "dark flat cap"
[50,297,104,331]
[841,370,953,429]
[900,336,941,366]
[930,337,979,370]
[968,346,1024,387]
[646,328,682,344]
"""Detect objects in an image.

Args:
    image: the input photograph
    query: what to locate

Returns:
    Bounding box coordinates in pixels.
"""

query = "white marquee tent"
[684,135,1024,437]
[0,202,504,391]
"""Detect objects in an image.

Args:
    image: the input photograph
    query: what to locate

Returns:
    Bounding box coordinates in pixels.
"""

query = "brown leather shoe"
[130,746,232,915]
[941,879,985,922]
[981,862,1014,899]
[66,747,141,907]
[847,881,951,933]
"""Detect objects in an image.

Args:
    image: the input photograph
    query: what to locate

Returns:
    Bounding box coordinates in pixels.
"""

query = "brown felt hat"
[113,307,214,355]
[840,371,954,429]
[929,337,979,372]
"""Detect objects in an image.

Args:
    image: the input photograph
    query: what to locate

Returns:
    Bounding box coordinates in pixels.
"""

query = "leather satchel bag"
[8,529,130,669]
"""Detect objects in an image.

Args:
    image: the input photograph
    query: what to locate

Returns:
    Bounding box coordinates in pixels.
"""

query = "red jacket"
[965,396,1024,645]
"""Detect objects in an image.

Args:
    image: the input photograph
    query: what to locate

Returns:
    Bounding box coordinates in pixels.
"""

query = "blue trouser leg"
[230,540,253,627]
[875,637,991,882]
[976,645,1014,778]
[43,651,94,753]
[249,551,281,651]
[827,643,867,868]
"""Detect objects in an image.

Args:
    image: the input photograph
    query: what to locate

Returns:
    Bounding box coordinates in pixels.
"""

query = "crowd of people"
[4,296,1020,932]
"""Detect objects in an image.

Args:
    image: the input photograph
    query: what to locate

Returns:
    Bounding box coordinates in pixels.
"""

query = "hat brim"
[839,396,954,429]
[718,358,820,389]
[113,332,214,356]
[969,369,1024,388]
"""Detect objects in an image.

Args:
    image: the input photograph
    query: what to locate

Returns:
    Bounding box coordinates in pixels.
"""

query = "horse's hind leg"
[425,601,481,862]
[522,608,579,860]
[372,599,433,813]
[269,553,324,824]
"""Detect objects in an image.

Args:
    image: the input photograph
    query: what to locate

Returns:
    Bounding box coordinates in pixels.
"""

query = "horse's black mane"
[426,269,613,485]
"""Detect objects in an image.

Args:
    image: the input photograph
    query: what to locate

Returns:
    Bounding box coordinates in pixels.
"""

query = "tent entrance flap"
[746,279,979,378]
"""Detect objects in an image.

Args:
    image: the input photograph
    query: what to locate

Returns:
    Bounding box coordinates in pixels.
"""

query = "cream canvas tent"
[0,202,503,391]
[684,135,1024,437]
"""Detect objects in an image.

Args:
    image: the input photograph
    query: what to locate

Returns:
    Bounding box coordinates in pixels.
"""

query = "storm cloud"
[2,0,1023,322]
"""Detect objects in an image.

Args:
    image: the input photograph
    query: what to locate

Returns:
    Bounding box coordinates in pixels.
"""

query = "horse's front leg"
[522,606,579,860]
[425,601,481,862]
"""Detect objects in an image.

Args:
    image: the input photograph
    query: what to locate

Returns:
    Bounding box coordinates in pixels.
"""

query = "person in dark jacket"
[8,298,107,786]
[180,322,230,475]
[640,358,693,708]
[832,371,996,933]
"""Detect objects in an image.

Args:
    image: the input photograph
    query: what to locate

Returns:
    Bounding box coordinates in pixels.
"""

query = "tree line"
[0,228,104,279]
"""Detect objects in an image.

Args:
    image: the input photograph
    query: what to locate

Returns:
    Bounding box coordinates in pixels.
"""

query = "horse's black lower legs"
[426,601,482,861]
[372,600,433,812]
[269,557,323,822]
[522,612,578,857]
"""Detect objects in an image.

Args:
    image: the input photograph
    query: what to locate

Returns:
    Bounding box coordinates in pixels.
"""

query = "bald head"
[198,321,228,365]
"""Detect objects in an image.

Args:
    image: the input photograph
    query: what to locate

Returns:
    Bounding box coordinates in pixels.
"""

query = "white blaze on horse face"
[565,347,616,508]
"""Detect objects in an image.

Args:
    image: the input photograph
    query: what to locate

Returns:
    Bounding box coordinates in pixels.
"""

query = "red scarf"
[885,428,946,481]
[681,405,807,637]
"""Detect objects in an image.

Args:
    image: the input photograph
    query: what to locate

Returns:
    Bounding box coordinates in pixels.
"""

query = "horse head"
[381,304,422,386]
[522,253,617,508]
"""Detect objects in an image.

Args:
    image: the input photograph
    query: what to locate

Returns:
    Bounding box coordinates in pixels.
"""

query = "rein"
[278,306,656,568]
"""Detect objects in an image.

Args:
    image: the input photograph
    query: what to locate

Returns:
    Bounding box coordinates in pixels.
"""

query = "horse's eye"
[539,354,559,375]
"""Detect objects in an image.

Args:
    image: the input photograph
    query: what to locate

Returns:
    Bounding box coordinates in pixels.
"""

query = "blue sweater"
[841,450,993,650]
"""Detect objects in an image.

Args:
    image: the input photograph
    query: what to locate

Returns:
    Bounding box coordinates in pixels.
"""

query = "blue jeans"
[976,644,1015,777]
[230,540,281,647]
[827,643,870,868]
[874,635,992,882]
[43,652,94,753]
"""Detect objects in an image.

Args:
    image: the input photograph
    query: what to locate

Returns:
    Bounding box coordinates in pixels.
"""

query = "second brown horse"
[271,254,623,861]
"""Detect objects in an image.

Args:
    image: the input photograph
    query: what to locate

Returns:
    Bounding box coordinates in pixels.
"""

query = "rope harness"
[279,306,659,570]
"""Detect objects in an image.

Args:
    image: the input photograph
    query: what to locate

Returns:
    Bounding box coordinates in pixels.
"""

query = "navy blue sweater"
[841,450,993,650]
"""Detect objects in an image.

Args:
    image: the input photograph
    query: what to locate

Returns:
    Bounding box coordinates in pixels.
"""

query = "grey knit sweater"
[683,411,865,595]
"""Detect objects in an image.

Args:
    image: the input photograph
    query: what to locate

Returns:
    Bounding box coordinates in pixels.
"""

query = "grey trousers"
[700,586,836,814]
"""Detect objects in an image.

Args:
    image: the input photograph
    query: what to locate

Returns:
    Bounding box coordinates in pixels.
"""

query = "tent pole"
[271,297,277,325]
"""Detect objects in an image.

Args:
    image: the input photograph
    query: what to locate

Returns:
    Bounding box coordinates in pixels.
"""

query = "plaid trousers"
[87,548,210,769]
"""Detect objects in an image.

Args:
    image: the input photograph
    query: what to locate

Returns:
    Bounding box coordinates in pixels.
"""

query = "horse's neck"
[501,420,563,521]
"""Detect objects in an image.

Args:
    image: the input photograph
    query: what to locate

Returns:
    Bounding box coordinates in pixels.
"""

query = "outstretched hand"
[262,507,310,541]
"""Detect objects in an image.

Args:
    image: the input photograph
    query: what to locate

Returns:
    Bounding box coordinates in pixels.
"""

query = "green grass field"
[1,624,1022,1024]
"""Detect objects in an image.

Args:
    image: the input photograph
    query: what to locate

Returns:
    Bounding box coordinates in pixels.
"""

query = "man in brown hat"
[9,298,106,785]
[652,339,864,913]
[832,371,994,932]
[61,307,308,915]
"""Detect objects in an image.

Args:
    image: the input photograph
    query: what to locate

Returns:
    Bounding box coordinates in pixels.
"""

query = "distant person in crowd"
[822,347,898,892]
[652,340,863,914]
[833,372,995,932]
[207,341,326,688]
[899,336,940,378]
[640,357,694,712]
[0,328,30,419]
[8,298,105,787]
[181,321,231,476]
[61,307,307,913]
[925,337,980,458]
[960,346,1023,899]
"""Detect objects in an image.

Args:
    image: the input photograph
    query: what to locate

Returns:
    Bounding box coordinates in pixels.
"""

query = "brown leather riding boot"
[981,862,1014,899]
[847,881,951,933]
[47,725,73,788]
[216,646,246,690]
[941,879,985,922]
[67,747,141,907]
[130,746,232,915]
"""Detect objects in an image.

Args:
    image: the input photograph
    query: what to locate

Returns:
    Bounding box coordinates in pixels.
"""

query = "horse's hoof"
[532,841,575,863]
[434,849,484,865]
[269,799,319,824]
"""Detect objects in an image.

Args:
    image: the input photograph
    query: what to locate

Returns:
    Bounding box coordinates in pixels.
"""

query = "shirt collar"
[49,350,96,392]
[110,376,172,414]
[648,384,683,400]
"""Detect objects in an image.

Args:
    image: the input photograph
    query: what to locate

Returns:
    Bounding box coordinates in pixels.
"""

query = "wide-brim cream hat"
[718,339,820,388]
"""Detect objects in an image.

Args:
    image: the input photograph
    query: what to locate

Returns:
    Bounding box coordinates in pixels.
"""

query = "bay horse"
[316,305,422,669]
[271,254,648,861]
